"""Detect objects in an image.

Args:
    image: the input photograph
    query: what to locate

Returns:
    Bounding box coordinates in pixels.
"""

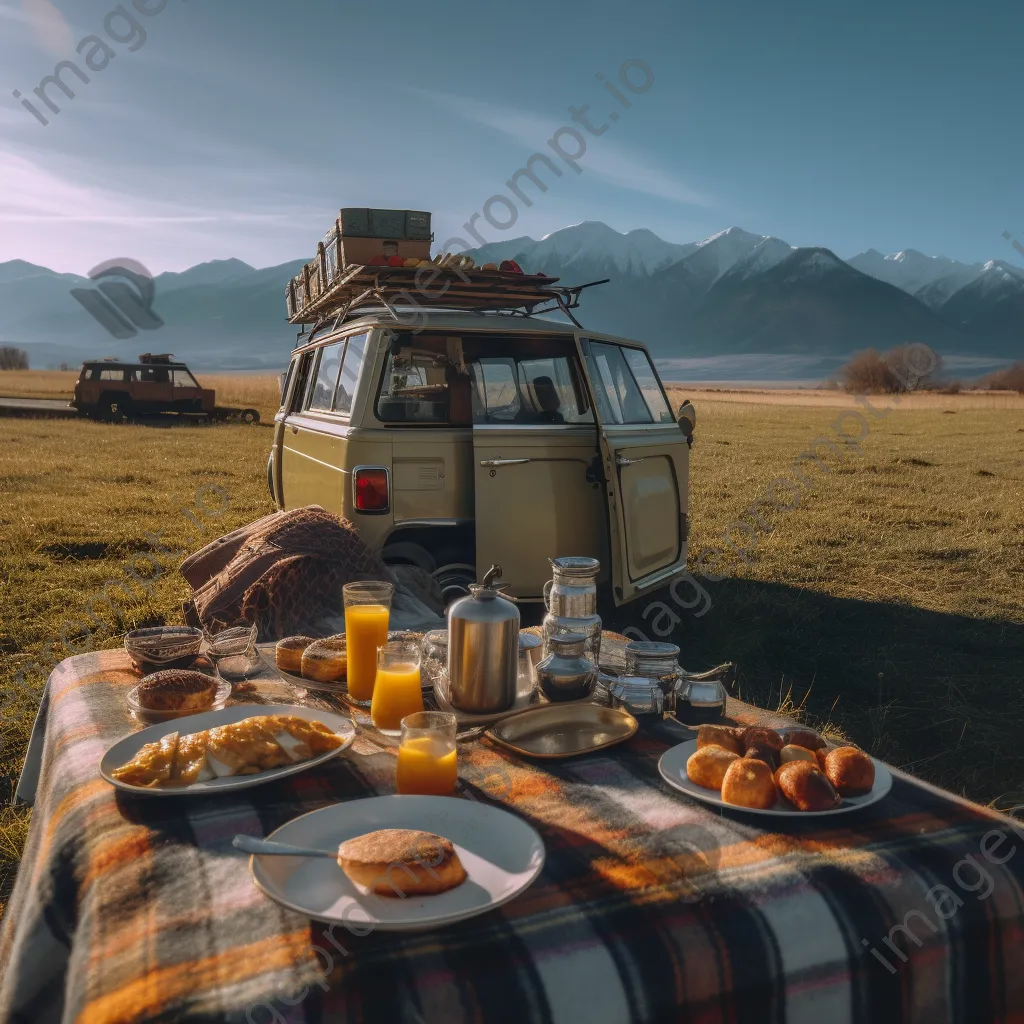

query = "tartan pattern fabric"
[3,649,1024,1024]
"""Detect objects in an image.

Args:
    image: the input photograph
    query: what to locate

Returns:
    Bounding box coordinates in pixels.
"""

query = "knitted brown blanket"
[182,506,389,640]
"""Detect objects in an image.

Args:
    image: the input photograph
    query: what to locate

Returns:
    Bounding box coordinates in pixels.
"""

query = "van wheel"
[99,395,130,423]
[432,563,476,607]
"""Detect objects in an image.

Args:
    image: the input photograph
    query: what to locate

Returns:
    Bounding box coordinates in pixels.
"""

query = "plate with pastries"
[264,631,426,694]
[101,704,356,796]
[658,724,892,816]
[247,794,545,931]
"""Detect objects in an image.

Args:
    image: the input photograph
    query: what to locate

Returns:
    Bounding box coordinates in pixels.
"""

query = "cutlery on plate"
[233,834,337,859]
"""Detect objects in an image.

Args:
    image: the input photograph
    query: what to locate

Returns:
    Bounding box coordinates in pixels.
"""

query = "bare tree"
[0,346,29,371]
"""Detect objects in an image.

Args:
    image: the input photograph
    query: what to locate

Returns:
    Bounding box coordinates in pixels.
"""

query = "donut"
[301,636,348,682]
[276,636,315,675]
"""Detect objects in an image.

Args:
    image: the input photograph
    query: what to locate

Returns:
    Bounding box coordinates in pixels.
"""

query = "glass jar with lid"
[541,556,602,666]
[624,642,684,697]
[536,633,597,703]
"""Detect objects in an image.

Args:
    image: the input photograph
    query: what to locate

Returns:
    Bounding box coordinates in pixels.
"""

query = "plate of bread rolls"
[658,724,891,816]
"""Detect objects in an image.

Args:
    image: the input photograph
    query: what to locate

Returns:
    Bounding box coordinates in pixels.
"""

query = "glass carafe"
[624,642,684,698]
[541,556,602,666]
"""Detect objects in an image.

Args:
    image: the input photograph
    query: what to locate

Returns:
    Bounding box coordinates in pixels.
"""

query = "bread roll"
[824,746,875,796]
[686,744,740,790]
[776,761,841,811]
[779,744,817,765]
[337,829,466,896]
[276,636,315,674]
[721,758,777,809]
[301,636,347,682]
[744,743,780,770]
[136,670,216,712]
[783,728,826,751]
[741,727,784,753]
[696,725,744,756]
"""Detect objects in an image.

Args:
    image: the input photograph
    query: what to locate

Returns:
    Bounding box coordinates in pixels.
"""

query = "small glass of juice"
[343,580,394,705]
[371,641,424,735]
[396,711,458,796]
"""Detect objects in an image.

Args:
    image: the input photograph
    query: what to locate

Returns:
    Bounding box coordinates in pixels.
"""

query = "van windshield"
[376,331,594,426]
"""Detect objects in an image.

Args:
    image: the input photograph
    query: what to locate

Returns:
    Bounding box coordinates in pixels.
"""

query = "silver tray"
[486,703,637,759]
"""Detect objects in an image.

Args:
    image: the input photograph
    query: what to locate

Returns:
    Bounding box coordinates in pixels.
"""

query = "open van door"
[577,336,690,605]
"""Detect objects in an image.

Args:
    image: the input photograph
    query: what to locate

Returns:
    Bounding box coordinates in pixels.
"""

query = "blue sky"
[1,0,1022,274]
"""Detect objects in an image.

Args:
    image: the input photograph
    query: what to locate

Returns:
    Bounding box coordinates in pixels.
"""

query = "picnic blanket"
[3,650,1024,1024]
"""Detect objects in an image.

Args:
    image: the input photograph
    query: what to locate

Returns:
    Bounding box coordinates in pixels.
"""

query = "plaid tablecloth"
[3,650,1024,1024]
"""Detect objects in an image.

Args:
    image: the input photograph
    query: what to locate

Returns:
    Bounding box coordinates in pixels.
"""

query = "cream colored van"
[268,310,695,606]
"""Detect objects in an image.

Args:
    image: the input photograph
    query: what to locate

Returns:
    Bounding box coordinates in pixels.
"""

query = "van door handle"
[290,425,298,434]
[479,458,530,467]
[616,455,644,466]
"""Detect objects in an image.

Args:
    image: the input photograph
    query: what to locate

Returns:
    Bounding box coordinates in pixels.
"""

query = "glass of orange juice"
[371,641,424,735]
[343,580,394,704]
[396,711,458,796]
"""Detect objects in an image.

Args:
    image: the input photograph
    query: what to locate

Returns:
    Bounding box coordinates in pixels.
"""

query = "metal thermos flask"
[446,565,520,713]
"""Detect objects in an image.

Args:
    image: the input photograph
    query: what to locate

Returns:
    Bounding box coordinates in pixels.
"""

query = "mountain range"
[1,223,1020,372]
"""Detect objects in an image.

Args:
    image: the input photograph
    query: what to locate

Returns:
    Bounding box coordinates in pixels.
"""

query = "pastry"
[721,758,777,809]
[776,761,841,811]
[824,747,875,796]
[686,744,740,790]
[696,724,744,756]
[744,743,780,770]
[301,636,347,682]
[337,829,467,896]
[783,728,826,751]
[741,727,784,753]
[110,715,345,787]
[276,636,315,674]
[136,669,217,712]
[779,744,817,765]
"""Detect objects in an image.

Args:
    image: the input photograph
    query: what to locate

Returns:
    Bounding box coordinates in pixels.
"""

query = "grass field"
[2,371,1023,917]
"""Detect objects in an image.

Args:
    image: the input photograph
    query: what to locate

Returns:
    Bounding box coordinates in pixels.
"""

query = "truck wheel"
[432,563,476,607]
[99,395,130,423]
[240,409,260,424]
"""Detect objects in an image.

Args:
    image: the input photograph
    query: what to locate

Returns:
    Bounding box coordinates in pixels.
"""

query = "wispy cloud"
[415,88,713,209]
[19,0,74,54]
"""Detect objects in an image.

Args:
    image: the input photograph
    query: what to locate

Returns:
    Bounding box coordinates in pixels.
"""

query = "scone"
[136,670,217,712]
[776,761,841,811]
[276,636,315,675]
[337,829,467,896]
[721,757,777,809]
[301,636,347,682]
[686,744,740,790]
[824,746,875,796]
[696,724,744,756]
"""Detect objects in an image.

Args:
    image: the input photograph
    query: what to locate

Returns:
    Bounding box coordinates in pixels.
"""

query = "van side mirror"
[677,399,696,442]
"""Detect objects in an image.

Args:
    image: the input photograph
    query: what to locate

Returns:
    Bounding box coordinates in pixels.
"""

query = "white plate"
[100,704,356,796]
[658,738,892,817]
[250,795,545,931]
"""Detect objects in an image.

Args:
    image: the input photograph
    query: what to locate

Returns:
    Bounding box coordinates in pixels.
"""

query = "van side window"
[307,341,344,411]
[334,332,367,415]
[377,344,451,423]
[288,352,313,413]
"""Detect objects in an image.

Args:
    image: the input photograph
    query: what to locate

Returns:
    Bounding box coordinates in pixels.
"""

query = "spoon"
[233,834,338,860]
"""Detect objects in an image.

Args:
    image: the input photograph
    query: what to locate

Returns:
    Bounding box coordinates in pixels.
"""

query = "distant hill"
[1,224,1020,371]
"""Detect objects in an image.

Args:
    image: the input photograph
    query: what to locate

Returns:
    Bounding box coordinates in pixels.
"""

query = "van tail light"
[353,467,390,513]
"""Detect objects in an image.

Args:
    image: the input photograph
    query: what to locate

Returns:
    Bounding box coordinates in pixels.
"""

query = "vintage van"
[268,310,695,607]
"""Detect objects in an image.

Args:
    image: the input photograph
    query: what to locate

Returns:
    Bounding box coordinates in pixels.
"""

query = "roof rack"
[288,262,609,334]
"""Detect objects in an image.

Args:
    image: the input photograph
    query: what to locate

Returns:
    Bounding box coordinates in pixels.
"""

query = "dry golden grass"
[0,369,283,422]
[1,383,1023,917]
